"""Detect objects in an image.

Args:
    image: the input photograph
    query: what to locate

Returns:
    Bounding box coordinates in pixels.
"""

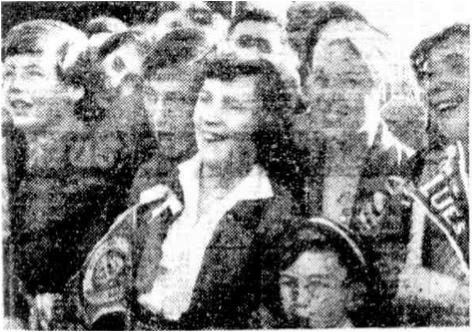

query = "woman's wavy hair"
[202,54,308,200]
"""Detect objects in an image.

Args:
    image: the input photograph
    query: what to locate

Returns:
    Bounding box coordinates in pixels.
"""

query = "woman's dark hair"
[262,219,383,327]
[202,55,309,202]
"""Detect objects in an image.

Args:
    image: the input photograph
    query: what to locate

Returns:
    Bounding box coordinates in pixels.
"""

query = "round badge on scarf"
[83,237,131,305]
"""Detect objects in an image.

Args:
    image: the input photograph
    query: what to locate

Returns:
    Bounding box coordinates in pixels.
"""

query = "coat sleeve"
[57,207,137,329]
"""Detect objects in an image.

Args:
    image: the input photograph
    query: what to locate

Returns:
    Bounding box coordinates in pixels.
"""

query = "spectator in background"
[397,23,469,325]
[227,2,298,65]
[127,29,206,204]
[2,19,87,328]
[301,9,423,324]
[142,1,229,49]
[224,2,303,117]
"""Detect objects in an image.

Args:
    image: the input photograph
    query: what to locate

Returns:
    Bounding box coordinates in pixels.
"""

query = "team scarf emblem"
[387,141,469,276]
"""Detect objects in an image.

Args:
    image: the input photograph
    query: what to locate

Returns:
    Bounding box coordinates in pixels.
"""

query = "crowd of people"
[1,1,469,330]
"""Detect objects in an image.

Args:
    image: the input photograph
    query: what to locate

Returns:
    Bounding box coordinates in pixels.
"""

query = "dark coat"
[59,170,299,330]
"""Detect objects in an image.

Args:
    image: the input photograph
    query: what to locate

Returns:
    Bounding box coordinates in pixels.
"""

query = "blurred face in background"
[157,2,228,50]
[279,250,351,328]
[143,68,198,158]
[193,76,261,169]
[420,34,469,147]
[229,20,286,57]
[3,52,76,128]
[305,38,374,139]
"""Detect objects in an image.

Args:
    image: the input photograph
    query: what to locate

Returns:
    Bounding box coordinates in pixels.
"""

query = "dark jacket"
[59,170,299,330]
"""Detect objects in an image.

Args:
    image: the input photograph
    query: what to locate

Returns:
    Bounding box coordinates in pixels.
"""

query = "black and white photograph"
[1,0,470,329]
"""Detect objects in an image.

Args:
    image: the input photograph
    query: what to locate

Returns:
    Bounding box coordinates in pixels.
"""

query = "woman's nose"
[293,284,310,307]
[8,73,25,93]
[200,102,222,125]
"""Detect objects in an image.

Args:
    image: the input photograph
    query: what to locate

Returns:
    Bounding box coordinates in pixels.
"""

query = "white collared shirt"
[138,154,273,320]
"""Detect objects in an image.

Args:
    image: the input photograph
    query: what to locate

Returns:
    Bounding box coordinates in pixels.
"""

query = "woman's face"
[193,76,261,168]
[305,38,374,139]
[143,73,197,158]
[3,54,65,127]
[279,250,350,328]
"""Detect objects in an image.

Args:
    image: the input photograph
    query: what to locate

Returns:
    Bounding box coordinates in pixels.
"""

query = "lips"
[431,95,463,113]
[198,129,228,142]
[8,99,34,114]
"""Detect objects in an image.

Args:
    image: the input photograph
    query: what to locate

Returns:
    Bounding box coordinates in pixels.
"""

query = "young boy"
[259,218,380,328]
[2,19,87,327]
[127,28,205,204]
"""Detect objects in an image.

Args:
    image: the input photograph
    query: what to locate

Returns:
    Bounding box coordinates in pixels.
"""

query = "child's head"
[2,19,87,127]
[278,218,372,328]
[411,24,469,148]
[142,29,205,158]
[154,1,229,51]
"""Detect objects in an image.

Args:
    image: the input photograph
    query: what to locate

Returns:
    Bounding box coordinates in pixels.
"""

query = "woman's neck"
[200,156,254,196]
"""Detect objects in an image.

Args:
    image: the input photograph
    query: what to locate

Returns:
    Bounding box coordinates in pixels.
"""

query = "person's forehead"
[4,53,55,68]
[202,76,258,96]
[231,20,282,39]
[145,78,185,91]
[311,39,366,72]
[283,250,345,276]
[428,34,470,63]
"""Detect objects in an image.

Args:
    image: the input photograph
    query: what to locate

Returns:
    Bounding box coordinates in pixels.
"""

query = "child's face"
[3,54,62,127]
[421,34,469,146]
[280,250,350,328]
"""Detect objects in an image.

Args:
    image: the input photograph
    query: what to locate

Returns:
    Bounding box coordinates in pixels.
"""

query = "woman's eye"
[198,93,212,104]
[280,279,296,288]
[26,70,44,77]
[312,74,329,87]
[112,57,125,73]
[165,92,188,103]
[3,70,14,78]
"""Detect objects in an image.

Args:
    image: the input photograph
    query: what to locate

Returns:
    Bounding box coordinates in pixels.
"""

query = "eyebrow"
[24,64,41,70]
